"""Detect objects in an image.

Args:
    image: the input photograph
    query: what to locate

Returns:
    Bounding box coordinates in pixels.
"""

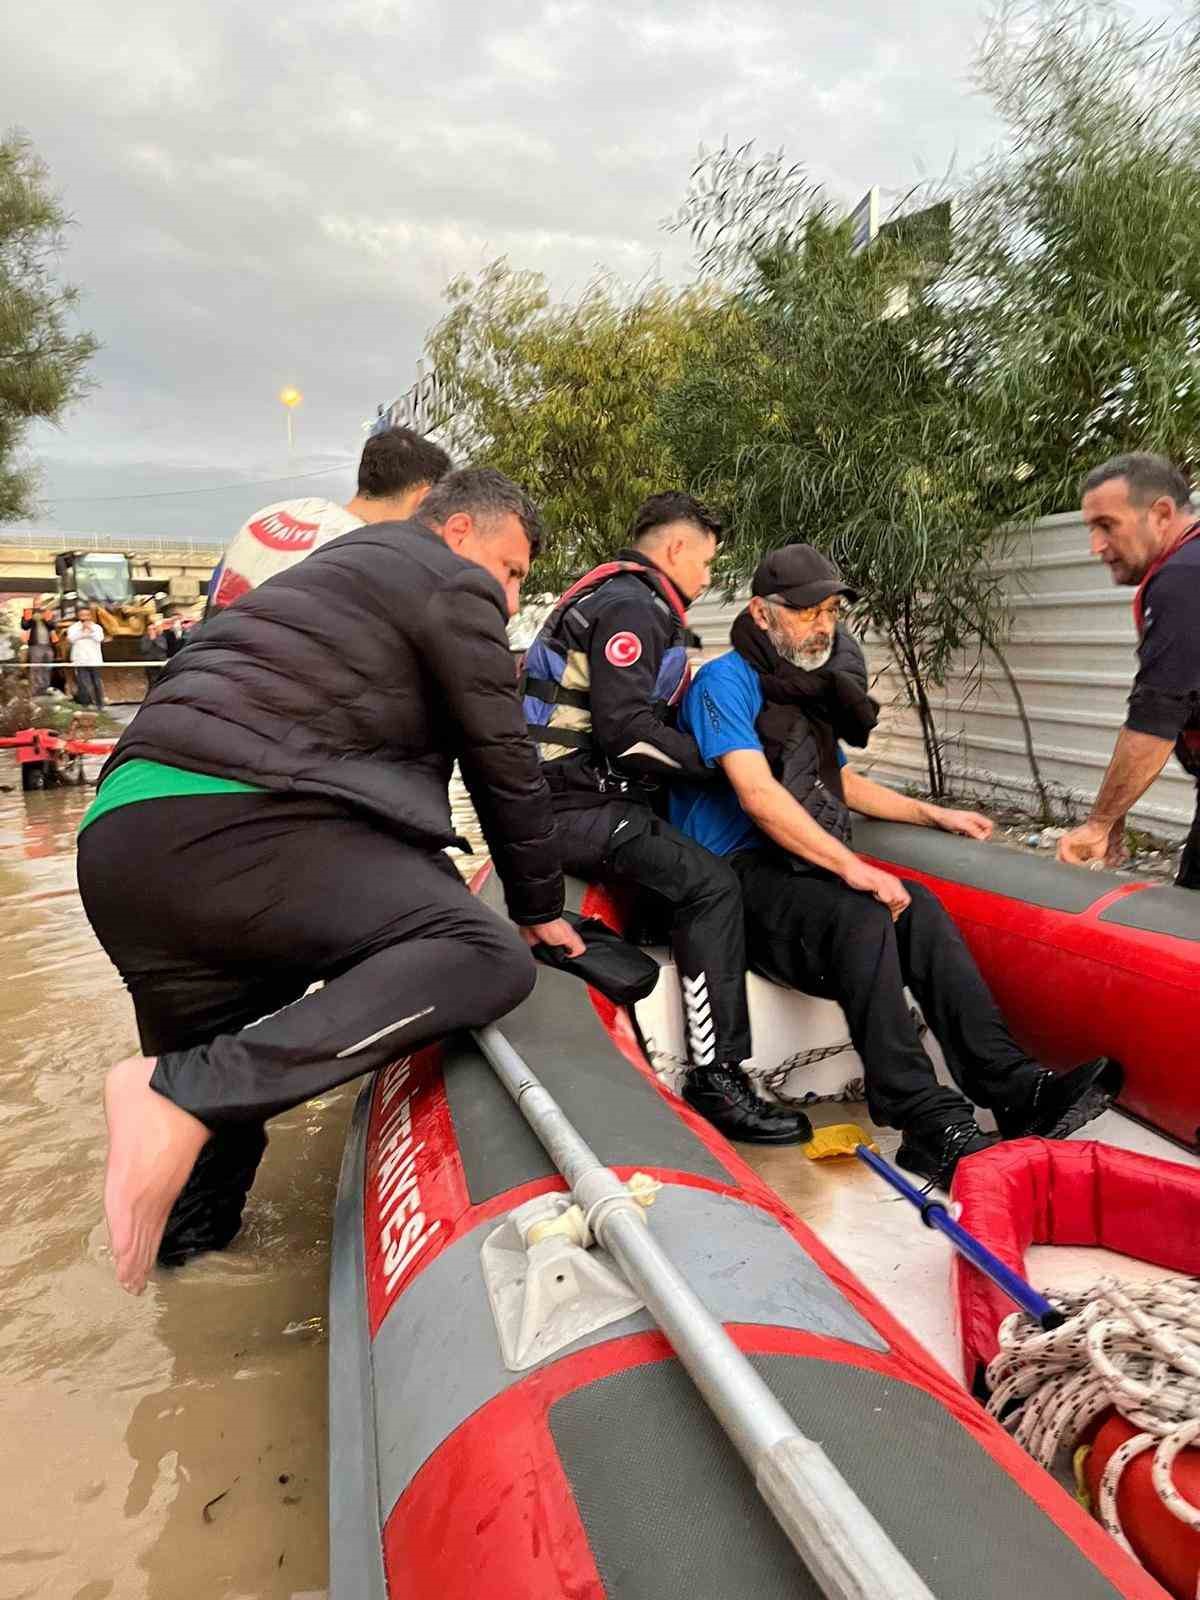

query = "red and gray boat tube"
[474,1023,938,1600]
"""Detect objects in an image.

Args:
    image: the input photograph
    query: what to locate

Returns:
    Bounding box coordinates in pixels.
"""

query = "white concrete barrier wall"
[689,510,1194,838]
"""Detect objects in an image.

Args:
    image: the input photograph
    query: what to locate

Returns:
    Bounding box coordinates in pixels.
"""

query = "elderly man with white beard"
[670,544,1115,1189]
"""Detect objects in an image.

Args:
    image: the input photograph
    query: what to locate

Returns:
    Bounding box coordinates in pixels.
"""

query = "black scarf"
[731,608,878,819]
[731,610,878,742]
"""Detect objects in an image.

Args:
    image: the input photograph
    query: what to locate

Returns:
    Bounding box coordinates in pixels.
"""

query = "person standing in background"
[206,427,452,614]
[20,605,58,695]
[67,607,106,708]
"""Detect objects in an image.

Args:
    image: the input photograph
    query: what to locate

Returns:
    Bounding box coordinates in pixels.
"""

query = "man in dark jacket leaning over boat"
[77,467,583,1295]
[671,543,1116,1188]
[524,492,809,1146]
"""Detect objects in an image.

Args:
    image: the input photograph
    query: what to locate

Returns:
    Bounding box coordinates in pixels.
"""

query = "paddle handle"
[855,1145,1065,1331]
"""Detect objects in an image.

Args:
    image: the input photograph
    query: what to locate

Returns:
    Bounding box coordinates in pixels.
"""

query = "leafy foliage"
[948,1,1200,509]
[668,142,824,286]
[0,130,98,522]
[660,163,1022,792]
[424,260,728,588]
[657,4,1200,791]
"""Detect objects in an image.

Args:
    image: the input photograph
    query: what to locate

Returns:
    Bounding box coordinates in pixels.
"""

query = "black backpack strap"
[521,675,590,711]
[527,724,592,749]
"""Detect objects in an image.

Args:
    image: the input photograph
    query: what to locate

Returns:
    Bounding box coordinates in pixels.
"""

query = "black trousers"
[73,666,105,707]
[553,801,752,1066]
[78,793,536,1259]
[1177,787,1200,889]
[733,851,1043,1130]
[27,644,53,695]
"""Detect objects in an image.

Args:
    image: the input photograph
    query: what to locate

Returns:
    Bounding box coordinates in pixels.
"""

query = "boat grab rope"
[759,1009,924,1107]
[646,1040,863,1103]
[986,1276,1200,1587]
[759,1048,864,1106]
[646,1012,923,1107]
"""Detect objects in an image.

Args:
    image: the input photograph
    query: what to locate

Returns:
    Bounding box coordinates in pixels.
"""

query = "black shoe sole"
[1039,1086,1113,1141]
[895,1137,996,1189]
[726,1124,813,1147]
[997,1057,1122,1140]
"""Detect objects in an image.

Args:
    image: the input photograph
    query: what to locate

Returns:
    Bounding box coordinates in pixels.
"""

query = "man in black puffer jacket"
[672,544,1116,1190]
[78,468,581,1295]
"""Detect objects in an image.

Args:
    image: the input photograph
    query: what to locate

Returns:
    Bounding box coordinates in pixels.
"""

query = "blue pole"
[855,1144,1065,1331]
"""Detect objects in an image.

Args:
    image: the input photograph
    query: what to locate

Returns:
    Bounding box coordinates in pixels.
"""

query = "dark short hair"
[628,491,723,547]
[357,428,452,498]
[1080,452,1192,510]
[416,466,544,556]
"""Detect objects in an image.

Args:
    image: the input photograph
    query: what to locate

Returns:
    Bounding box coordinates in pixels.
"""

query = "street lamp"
[279,385,303,452]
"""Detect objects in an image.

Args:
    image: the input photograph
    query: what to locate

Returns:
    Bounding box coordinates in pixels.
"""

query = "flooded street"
[0,773,345,1600]
[0,763,489,1600]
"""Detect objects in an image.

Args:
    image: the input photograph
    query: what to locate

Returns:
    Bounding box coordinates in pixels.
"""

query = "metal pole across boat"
[474,1024,939,1600]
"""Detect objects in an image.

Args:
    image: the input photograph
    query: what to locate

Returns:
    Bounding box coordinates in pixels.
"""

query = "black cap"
[751,543,858,609]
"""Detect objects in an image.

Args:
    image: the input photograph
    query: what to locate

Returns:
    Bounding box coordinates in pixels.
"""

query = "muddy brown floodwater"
[0,775,342,1599]
[0,764,489,1600]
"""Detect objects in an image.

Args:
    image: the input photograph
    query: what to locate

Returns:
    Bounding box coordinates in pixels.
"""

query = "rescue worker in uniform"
[672,543,1115,1188]
[524,492,808,1144]
[1058,453,1200,885]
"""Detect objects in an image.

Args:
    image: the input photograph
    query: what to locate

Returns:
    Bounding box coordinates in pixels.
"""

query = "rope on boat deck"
[986,1276,1200,1590]
[647,1040,864,1104]
[759,1008,923,1107]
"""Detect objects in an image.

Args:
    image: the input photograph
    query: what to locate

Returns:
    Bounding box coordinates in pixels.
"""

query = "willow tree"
[659,149,1022,795]
[949,2,1200,511]
[424,259,729,588]
[0,131,97,523]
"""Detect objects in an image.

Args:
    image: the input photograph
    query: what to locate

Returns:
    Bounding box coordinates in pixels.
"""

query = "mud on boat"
[329,823,1200,1598]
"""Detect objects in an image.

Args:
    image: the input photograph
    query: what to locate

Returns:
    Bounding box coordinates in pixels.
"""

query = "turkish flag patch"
[604,630,643,667]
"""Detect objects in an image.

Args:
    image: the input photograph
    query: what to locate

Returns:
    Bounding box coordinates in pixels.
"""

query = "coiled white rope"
[986,1276,1200,1588]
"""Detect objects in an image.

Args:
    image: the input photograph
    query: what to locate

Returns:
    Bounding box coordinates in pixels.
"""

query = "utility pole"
[279,386,303,454]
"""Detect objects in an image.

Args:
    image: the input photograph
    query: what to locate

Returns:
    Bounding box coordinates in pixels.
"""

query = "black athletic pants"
[553,800,752,1067]
[77,793,537,1261]
[733,851,1043,1131]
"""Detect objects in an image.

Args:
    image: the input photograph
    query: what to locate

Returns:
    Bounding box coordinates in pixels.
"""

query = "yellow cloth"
[802,1124,879,1161]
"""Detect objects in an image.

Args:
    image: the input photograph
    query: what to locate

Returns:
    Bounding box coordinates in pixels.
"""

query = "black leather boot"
[996,1057,1121,1140]
[895,1118,999,1190]
[683,1063,812,1145]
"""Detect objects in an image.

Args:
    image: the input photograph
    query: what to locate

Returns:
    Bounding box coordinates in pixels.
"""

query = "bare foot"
[103,1057,211,1295]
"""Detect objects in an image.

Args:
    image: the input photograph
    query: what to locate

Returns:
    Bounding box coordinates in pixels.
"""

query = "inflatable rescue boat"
[852,820,1200,1149]
[327,837,1186,1600]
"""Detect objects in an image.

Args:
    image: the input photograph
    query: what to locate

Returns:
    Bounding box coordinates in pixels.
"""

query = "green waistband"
[78,759,266,835]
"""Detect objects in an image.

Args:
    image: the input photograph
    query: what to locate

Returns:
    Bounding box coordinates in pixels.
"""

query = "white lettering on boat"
[370,1057,442,1296]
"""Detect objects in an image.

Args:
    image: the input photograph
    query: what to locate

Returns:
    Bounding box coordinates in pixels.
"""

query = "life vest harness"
[522,559,690,765]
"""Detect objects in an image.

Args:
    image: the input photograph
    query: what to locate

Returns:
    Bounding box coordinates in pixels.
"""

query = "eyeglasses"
[767,595,845,624]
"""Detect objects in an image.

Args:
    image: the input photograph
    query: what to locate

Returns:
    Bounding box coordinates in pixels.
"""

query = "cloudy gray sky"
[0,0,1165,541]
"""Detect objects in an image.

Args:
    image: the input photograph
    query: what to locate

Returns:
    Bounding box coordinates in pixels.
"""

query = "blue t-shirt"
[669,652,845,857]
